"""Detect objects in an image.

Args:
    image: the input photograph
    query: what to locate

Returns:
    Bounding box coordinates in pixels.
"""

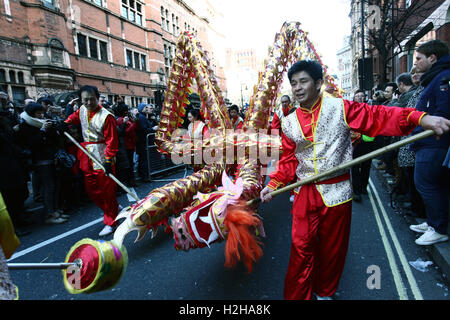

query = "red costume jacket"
[267,95,426,192]
[65,106,119,172]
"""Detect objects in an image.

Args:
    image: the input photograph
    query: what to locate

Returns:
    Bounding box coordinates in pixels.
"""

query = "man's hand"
[420,115,450,138]
[41,120,52,131]
[103,161,113,175]
[260,186,274,203]
[56,121,69,133]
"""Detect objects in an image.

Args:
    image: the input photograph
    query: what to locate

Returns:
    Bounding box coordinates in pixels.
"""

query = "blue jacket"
[411,54,450,151]
[136,103,158,149]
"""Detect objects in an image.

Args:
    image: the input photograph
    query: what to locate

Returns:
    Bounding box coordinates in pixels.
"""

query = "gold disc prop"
[62,238,128,294]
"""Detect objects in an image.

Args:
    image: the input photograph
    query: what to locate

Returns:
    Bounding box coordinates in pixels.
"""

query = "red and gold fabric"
[270,104,295,131]
[232,116,244,131]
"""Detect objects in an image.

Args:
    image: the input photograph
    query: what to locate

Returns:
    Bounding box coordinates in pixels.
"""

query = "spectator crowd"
[0,91,161,235]
[0,40,448,248]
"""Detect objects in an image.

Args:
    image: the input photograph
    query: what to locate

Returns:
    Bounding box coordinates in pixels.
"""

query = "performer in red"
[269,95,296,132]
[229,105,243,131]
[65,85,119,237]
[260,60,450,300]
[269,95,297,202]
[186,108,209,139]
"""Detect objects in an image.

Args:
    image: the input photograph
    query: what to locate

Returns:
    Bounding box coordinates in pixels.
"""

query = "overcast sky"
[219,0,352,73]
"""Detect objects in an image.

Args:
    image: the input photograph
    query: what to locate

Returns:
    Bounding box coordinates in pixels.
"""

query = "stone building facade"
[0,0,227,108]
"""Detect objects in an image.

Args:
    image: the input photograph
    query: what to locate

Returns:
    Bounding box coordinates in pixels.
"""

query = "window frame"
[124,47,147,71]
[121,0,144,26]
[76,32,109,62]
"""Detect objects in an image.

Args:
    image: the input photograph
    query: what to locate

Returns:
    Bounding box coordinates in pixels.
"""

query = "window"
[140,55,146,71]
[134,52,140,69]
[99,41,108,62]
[89,38,98,59]
[18,72,24,84]
[9,71,15,83]
[77,34,88,57]
[165,10,169,30]
[172,14,175,34]
[125,48,147,71]
[12,86,25,105]
[42,0,54,8]
[77,33,108,62]
[126,50,133,67]
[121,1,128,19]
[0,69,5,83]
[122,0,143,25]
[161,6,165,30]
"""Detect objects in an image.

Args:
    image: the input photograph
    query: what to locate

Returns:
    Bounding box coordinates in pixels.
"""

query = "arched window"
[0,69,6,82]
[18,72,24,84]
[9,70,16,83]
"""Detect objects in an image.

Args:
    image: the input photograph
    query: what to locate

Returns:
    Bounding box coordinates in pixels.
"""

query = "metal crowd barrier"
[146,133,187,182]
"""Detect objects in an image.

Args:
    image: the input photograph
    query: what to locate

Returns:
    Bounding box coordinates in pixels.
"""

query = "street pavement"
[7,166,450,301]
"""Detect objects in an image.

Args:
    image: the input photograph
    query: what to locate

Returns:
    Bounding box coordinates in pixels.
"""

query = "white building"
[336,36,353,100]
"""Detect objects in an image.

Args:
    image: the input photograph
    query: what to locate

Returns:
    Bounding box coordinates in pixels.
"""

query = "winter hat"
[25,102,45,117]
[138,103,147,113]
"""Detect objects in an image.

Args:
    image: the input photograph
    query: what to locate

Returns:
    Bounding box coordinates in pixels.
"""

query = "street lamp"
[240,83,247,108]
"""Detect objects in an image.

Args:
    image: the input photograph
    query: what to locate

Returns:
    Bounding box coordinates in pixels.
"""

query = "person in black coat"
[0,92,31,233]
[16,103,68,224]
[135,103,158,181]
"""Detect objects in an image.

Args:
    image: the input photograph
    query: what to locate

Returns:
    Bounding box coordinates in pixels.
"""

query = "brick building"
[395,0,449,75]
[0,0,227,108]
[349,0,449,92]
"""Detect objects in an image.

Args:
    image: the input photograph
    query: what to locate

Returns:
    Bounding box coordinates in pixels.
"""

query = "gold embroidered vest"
[281,97,353,206]
[79,105,112,170]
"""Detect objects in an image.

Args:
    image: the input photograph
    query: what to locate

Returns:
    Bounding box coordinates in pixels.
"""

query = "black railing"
[146,133,187,182]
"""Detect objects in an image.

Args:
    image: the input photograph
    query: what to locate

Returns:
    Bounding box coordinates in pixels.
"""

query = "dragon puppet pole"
[63,131,139,202]
[248,129,435,206]
[8,261,82,270]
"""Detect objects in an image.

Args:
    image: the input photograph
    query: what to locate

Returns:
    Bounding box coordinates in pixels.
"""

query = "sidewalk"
[372,163,450,281]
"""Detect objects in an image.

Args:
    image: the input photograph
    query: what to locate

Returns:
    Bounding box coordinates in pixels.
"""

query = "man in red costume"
[229,105,243,131]
[269,95,296,131]
[260,60,450,300]
[269,95,296,202]
[65,85,119,237]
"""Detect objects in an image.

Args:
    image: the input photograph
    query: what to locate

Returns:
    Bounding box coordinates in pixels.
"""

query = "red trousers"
[84,168,119,227]
[284,183,352,300]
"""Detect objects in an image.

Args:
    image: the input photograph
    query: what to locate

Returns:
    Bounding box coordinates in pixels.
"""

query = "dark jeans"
[414,148,450,234]
[136,145,149,180]
[351,141,374,195]
[34,164,60,215]
[403,166,425,218]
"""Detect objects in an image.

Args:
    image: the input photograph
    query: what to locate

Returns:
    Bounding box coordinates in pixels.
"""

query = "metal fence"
[146,133,187,182]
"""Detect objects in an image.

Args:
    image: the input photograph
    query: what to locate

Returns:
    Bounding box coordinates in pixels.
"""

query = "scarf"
[19,111,46,129]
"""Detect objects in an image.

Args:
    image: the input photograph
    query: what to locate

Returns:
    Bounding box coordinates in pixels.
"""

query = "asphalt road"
[7,167,450,301]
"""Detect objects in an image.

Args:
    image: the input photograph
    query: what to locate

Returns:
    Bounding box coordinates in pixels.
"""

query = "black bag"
[55,149,76,169]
